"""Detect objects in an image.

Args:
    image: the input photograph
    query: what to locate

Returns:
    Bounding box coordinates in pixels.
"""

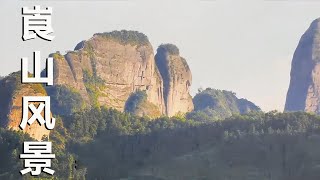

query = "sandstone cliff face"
[0,72,50,141]
[285,18,320,113]
[53,31,165,114]
[0,31,195,142]
[0,31,193,139]
[155,44,194,116]
[52,31,194,117]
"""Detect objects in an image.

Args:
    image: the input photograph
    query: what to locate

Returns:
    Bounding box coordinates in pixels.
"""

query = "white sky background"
[1,0,320,112]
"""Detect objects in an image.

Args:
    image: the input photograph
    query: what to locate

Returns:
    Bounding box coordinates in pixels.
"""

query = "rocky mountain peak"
[285,18,320,113]
[0,31,196,139]
[155,44,194,116]
[51,31,193,117]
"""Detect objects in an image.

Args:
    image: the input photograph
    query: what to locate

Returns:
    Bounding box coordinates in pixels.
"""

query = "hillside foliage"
[2,108,320,179]
[189,88,261,121]
[125,90,161,118]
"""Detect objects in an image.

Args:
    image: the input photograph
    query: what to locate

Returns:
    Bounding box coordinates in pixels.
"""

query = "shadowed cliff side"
[285,18,320,113]
[51,31,194,117]
[51,30,166,117]
[155,44,194,116]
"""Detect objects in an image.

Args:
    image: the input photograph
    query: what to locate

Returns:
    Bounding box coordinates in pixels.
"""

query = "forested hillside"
[2,109,320,179]
[188,88,261,121]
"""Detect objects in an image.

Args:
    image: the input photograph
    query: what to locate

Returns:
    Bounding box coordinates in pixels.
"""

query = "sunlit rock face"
[285,18,320,114]
[155,44,194,116]
[0,73,50,141]
[0,31,195,140]
[53,31,193,117]
[52,31,166,116]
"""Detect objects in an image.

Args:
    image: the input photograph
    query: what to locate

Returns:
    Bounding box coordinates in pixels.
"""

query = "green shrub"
[94,30,149,47]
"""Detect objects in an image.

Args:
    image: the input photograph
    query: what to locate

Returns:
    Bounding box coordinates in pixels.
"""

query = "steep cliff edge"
[285,18,320,113]
[52,31,194,117]
[0,31,196,140]
[0,72,50,141]
[155,44,194,116]
[52,30,166,116]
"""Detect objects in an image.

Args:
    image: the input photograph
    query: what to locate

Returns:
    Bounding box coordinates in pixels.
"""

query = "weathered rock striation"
[285,18,320,113]
[51,31,193,117]
[155,44,194,116]
[0,31,195,139]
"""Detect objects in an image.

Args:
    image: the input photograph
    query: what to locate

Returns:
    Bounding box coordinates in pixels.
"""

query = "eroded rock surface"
[0,31,195,140]
[52,31,165,115]
[52,31,193,116]
[155,44,194,116]
[285,18,320,113]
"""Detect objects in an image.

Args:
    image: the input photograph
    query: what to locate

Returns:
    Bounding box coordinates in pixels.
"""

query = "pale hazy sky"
[1,0,320,112]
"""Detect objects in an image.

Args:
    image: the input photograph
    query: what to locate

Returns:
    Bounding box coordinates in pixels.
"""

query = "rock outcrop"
[0,72,50,141]
[191,88,260,120]
[0,31,195,139]
[52,31,165,116]
[124,90,162,118]
[285,18,320,113]
[51,31,193,117]
[155,44,194,116]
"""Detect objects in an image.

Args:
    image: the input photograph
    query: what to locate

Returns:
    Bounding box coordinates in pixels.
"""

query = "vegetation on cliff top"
[157,43,180,55]
[94,30,150,47]
[51,52,64,60]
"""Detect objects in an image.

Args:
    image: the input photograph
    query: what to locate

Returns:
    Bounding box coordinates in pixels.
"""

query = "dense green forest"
[189,88,261,121]
[2,108,320,179]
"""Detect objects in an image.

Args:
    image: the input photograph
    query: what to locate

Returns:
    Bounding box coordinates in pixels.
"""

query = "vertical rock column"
[155,44,194,116]
[285,18,320,113]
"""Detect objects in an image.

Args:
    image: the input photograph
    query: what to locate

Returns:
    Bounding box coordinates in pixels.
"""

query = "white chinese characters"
[22,51,53,86]
[20,96,55,130]
[20,5,56,177]
[20,142,55,175]
[22,5,55,41]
